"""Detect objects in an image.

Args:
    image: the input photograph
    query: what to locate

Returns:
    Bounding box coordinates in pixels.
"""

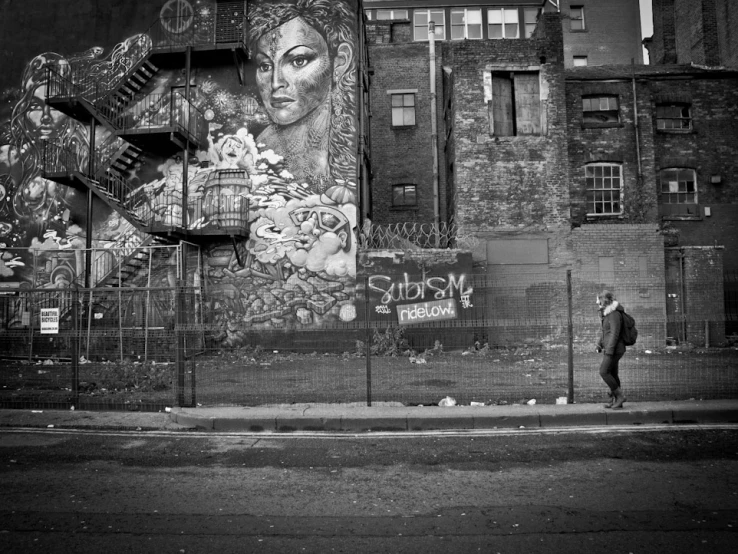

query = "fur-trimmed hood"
[601,300,624,317]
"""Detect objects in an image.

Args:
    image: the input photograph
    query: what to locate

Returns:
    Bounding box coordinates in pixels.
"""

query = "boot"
[603,391,614,408]
[611,388,626,409]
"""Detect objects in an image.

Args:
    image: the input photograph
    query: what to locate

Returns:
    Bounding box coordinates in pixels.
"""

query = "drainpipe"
[679,248,687,342]
[429,22,440,247]
[182,46,192,235]
[85,119,96,289]
[631,59,642,182]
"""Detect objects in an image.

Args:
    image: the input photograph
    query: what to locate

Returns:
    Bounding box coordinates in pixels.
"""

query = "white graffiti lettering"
[368,273,473,305]
[375,305,391,314]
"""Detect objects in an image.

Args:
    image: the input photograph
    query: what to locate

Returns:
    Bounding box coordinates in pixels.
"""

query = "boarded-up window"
[486,239,549,265]
[488,72,540,136]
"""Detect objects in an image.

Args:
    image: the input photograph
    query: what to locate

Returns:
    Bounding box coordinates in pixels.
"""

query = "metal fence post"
[176,284,185,407]
[567,270,574,404]
[71,288,79,407]
[365,276,372,407]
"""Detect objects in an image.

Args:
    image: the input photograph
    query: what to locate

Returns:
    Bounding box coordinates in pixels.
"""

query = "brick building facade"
[366,1,737,343]
[364,0,643,68]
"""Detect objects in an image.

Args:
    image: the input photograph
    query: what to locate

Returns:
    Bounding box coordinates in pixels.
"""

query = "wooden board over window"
[514,73,540,135]
[488,71,540,136]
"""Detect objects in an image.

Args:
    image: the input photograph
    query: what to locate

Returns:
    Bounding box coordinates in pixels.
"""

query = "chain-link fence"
[1,273,736,410]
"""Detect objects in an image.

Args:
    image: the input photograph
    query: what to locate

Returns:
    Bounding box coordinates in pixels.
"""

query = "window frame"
[376,9,408,21]
[413,9,446,41]
[450,8,483,40]
[656,103,692,131]
[392,184,418,208]
[659,168,698,205]
[573,55,588,67]
[582,95,620,126]
[389,91,417,128]
[487,70,542,137]
[585,163,623,216]
[523,7,541,38]
[487,8,520,39]
[570,6,585,31]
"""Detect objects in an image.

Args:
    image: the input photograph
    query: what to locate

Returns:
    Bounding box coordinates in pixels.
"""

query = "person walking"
[595,290,627,408]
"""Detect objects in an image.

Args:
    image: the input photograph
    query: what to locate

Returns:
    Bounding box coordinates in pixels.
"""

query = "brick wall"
[650,0,737,68]
[571,224,666,347]
[716,0,738,68]
[366,39,446,226]
[449,12,569,239]
[559,0,643,67]
[650,0,678,64]
[665,247,726,345]
[649,75,738,271]
[566,78,660,226]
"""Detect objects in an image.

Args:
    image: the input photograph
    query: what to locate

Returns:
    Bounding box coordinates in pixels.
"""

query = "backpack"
[620,311,638,346]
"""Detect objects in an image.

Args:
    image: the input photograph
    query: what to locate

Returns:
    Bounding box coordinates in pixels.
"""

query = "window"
[585,163,623,215]
[451,8,482,40]
[582,96,619,124]
[656,104,692,130]
[377,9,408,20]
[523,7,541,38]
[414,9,445,41]
[391,93,416,127]
[488,72,541,136]
[364,10,372,20]
[573,56,588,66]
[659,168,697,204]
[392,184,417,207]
[488,8,519,39]
[570,6,585,30]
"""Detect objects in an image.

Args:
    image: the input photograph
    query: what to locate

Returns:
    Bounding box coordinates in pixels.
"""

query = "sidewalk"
[1,399,737,432]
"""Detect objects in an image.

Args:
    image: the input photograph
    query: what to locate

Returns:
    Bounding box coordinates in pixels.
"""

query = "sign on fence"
[40,308,60,334]
[397,299,457,325]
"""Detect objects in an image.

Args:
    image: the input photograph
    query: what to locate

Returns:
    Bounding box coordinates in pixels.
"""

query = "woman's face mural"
[255,17,333,126]
[25,82,67,141]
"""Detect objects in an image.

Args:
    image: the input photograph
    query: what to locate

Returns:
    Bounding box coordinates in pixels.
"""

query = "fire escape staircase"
[42,3,250,250]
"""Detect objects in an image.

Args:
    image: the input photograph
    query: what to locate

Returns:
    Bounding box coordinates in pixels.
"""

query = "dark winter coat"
[597,301,627,356]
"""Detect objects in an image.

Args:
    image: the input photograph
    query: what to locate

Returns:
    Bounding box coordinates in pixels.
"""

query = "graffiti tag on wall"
[368,273,474,306]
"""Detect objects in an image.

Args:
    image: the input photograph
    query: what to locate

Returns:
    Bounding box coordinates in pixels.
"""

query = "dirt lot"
[2,345,737,409]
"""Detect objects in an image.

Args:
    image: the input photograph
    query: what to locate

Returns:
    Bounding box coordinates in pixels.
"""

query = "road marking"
[1,423,737,441]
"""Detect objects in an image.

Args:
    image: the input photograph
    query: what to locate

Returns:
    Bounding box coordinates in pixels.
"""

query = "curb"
[168,401,738,432]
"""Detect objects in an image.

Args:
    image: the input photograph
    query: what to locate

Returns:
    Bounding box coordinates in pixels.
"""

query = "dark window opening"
[392,184,417,207]
[582,95,619,124]
[656,104,692,130]
[659,168,697,204]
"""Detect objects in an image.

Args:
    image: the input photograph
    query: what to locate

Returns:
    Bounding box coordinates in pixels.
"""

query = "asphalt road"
[1,426,737,553]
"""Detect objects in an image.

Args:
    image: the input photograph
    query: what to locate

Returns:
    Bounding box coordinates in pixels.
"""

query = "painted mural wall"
[0,0,359,339]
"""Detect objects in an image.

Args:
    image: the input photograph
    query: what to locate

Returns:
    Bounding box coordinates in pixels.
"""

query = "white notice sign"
[40,308,60,334]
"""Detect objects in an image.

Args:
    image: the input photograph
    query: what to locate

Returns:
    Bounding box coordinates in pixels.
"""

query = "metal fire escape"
[41,0,251,284]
